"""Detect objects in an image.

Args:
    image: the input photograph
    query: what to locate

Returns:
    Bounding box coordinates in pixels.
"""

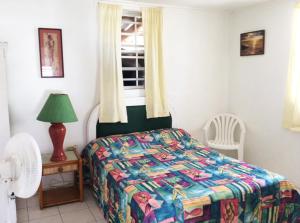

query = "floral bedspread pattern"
[82,128,300,223]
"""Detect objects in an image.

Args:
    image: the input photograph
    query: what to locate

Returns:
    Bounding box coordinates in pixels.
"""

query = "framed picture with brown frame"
[240,30,265,56]
[38,28,64,78]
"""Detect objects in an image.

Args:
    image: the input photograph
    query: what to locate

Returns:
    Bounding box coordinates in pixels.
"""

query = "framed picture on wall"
[240,30,265,56]
[38,28,64,78]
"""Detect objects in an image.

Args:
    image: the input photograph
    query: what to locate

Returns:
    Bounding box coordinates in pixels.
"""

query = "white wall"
[229,0,300,186]
[164,7,230,140]
[0,0,98,154]
[0,0,230,154]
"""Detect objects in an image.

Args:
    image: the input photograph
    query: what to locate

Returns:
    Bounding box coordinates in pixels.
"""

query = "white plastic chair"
[203,113,246,161]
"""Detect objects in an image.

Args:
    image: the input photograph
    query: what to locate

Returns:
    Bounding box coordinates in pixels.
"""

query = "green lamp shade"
[37,94,78,123]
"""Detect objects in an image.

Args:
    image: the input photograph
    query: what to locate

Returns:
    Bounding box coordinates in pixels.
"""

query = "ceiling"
[126,0,270,10]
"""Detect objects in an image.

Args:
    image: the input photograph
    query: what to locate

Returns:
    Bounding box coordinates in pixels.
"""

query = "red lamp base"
[49,123,67,162]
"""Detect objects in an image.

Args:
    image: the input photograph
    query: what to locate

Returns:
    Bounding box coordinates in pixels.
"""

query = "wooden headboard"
[86,104,172,142]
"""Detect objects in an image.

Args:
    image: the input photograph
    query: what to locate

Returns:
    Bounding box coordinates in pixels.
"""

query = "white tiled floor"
[16,188,106,223]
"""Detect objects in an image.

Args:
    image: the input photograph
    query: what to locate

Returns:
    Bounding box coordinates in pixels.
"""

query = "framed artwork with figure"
[38,28,64,78]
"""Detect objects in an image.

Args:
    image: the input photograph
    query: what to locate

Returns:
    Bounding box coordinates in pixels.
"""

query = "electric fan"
[0,133,42,223]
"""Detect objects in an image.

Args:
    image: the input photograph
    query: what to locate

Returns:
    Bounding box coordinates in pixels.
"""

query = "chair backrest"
[204,113,245,145]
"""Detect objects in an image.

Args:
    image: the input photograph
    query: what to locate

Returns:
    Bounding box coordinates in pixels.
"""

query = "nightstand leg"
[39,180,43,209]
[79,158,83,202]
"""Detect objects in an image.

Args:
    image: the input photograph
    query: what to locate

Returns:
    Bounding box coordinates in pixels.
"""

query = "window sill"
[124,88,145,106]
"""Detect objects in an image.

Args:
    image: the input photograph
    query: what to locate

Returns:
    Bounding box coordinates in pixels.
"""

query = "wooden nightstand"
[38,147,83,209]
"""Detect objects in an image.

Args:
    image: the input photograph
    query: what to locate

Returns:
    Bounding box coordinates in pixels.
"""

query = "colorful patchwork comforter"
[82,128,300,223]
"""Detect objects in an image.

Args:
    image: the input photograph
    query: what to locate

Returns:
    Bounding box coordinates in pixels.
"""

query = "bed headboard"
[86,104,172,142]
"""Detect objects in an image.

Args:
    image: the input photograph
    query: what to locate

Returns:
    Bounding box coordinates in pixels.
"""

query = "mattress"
[82,128,300,222]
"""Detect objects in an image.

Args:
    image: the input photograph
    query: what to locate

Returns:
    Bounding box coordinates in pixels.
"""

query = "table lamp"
[37,93,78,162]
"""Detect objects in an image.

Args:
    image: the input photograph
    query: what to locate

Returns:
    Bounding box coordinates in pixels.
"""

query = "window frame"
[121,10,145,90]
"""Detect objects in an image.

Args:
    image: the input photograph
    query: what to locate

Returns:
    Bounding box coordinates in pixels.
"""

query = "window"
[121,10,144,89]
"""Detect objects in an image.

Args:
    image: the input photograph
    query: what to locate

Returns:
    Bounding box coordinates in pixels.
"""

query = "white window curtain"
[98,3,128,123]
[283,3,300,131]
[142,8,169,119]
[0,44,10,151]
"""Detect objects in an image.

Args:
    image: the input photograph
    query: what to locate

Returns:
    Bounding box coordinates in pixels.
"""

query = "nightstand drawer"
[43,163,78,175]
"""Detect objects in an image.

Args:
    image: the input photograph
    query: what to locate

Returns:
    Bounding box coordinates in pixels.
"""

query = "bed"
[82,105,300,222]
